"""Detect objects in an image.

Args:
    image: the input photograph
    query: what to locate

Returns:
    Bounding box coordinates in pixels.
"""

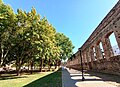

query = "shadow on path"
[62,68,120,87]
[85,71,120,83]
[69,69,120,83]
[62,68,77,87]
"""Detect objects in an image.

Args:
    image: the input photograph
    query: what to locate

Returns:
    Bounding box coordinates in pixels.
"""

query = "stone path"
[62,67,120,87]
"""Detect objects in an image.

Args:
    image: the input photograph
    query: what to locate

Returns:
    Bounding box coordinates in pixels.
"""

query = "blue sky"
[3,0,119,53]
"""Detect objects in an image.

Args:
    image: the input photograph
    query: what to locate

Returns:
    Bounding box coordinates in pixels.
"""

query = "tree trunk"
[0,45,1,67]
[0,52,1,67]
[39,58,43,72]
[1,47,9,67]
[16,65,21,76]
[55,60,58,69]
[28,63,29,71]
[48,59,51,71]
[30,60,33,74]
[16,60,21,76]
[0,44,3,67]
[0,57,1,67]
[55,64,57,69]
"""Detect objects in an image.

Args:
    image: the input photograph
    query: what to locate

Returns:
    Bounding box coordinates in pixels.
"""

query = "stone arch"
[105,31,114,38]
[105,31,119,56]
[109,32,120,56]
[96,40,105,59]
[91,46,97,61]
[102,31,114,57]
[96,40,101,45]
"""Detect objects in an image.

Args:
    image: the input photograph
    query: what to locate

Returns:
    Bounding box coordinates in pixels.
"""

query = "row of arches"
[81,31,120,70]
[66,30,120,72]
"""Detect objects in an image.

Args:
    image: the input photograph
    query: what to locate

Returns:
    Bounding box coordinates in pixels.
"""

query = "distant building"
[112,45,120,56]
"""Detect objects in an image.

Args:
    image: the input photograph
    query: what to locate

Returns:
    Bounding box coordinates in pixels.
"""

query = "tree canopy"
[55,33,74,60]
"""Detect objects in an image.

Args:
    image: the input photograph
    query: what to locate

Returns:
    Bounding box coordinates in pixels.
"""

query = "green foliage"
[55,33,74,60]
[0,1,74,73]
[0,0,3,4]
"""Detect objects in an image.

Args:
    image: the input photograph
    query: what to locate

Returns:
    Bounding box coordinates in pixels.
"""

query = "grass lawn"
[0,68,62,87]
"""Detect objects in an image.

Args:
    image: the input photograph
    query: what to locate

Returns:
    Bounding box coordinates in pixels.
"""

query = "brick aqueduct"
[66,1,120,75]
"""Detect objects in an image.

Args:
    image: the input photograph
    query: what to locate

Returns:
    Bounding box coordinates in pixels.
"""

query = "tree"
[55,33,74,61]
[13,8,41,75]
[36,18,57,71]
[0,1,16,67]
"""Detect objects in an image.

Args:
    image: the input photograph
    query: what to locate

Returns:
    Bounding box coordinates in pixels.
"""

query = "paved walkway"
[62,67,120,87]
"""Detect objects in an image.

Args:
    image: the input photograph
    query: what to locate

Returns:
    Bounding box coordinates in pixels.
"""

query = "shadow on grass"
[23,69,62,87]
[0,74,28,80]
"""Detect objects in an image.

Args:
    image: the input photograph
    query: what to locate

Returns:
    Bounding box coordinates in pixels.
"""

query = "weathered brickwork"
[66,1,120,75]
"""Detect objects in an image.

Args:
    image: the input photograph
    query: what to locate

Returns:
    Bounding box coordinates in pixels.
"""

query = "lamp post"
[79,48,85,81]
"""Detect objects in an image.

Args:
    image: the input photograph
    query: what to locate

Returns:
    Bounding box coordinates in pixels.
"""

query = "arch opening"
[99,42,105,58]
[92,47,97,61]
[109,32,120,56]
